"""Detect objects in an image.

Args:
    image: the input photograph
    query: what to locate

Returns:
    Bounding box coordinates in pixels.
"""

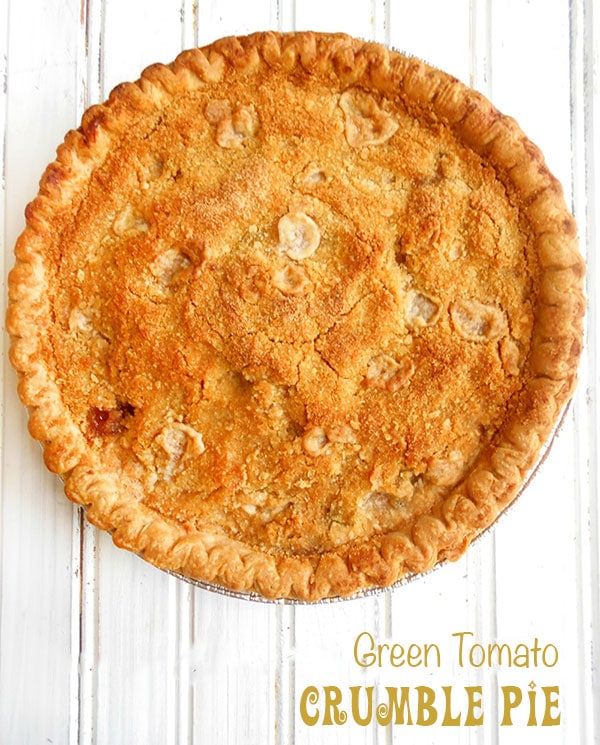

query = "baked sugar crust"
[6,32,585,600]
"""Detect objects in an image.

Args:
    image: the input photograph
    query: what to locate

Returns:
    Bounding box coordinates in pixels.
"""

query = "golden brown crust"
[7,32,585,600]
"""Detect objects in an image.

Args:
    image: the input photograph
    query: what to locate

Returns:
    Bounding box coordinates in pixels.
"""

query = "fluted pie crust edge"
[7,32,585,600]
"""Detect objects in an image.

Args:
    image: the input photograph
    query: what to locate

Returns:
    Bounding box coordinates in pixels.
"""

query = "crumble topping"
[43,67,534,557]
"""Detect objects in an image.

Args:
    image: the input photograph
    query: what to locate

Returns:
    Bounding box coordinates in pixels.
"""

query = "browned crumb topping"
[44,65,535,557]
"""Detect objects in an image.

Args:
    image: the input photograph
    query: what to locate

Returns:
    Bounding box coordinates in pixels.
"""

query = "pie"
[6,32,585,601]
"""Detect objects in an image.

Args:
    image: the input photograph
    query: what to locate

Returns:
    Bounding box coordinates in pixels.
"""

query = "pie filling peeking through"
[7,32,585,600]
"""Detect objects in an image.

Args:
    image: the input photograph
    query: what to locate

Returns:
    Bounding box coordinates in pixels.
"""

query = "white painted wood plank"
[385,564,489,745]
[93,551,177,745]
[181,0,200,50]
[372,0,390,45]
[586,0,600,732]
[196,0,280,46]
[1,0,82,743]
[100,0,185,94]
[186,591,278,743]
[571,0,600,741]
[388,0,471,84]
[277,0,297,33]
[0,0,9,492]
[489,0,573,199]
[294,0,376,38]
[292,596,389,745]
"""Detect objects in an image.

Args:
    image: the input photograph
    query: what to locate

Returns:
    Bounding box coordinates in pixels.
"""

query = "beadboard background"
[1,0,598,743]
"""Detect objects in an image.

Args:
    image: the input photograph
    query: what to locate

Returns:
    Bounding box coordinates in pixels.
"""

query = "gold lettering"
[530,638,542,666]
[389,643,406,666]
[513,643,530,668]
[350,686,373,726]
[423,642,441,667]
[469,643,485,667]
[378,642,390,666]
[407,644,422,667]
[527,688,537,726]
[487,643,513,667]
[464,686,484,725]
[376,687,413,725]
[322,686,347,725]
[416,686,437,726]
[354,632,376,667]
[542,686,561,725]
[501,686,522,725]
[441,686,460,726]
[299,686,319,726]
[543,645,559,667]
[452,630,473,667]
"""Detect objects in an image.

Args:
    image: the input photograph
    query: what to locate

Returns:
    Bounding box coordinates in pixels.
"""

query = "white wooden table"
[1,1,598,743]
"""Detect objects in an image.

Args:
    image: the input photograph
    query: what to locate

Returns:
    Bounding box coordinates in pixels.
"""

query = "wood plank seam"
[72,0,104,742]
[468,2,498,743]
[568,1,595,742]
[581,0,600,737]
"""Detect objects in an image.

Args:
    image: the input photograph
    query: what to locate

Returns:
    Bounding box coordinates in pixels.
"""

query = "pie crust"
[6,32,585,600]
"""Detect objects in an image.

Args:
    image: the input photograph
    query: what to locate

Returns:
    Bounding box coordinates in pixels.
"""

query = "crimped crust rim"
[6,31,585,600]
